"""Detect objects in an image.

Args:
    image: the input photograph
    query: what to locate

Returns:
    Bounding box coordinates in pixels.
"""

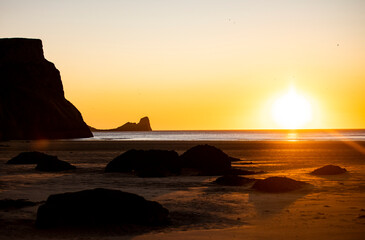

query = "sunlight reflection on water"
[287,133,298,141]
[83,130,365,142]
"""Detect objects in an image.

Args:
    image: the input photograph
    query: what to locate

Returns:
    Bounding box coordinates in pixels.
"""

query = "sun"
[272,87,312,129]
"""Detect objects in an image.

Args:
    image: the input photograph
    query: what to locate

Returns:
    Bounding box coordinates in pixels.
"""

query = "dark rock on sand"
[35,155,76,172]
[311,165,347,175]
[0,38,92,140]
[180,145,232,175]
[252,177,307,193]
[36,188,169,228]
[6,151,74,172]
[105,149,180,177]
[6,151,53,164]
[0,199,38,210]
[214,175,256,186]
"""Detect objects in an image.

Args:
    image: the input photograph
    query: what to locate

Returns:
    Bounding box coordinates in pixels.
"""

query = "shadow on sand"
[248,186,312,218]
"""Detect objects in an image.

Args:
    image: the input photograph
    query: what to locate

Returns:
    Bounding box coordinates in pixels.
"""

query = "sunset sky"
[1,0,364,130]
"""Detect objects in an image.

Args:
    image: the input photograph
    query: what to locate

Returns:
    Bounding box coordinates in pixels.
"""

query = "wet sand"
[1,140,365,239]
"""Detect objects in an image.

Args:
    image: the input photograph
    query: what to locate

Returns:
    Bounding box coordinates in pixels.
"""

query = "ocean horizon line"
[91,128,365,132]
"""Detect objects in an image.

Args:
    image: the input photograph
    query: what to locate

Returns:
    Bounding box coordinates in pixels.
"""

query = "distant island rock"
[0,38,92,140]
[90,117,152,131]
[116,117,152,131]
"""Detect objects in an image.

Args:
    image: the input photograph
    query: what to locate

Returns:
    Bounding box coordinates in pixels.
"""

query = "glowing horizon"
[1,0,364,130]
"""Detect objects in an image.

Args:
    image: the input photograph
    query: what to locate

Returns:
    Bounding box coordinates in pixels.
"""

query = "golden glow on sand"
[272,87,312,129]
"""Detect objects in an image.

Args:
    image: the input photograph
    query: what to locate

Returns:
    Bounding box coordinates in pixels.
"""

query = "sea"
[85,129,365,142]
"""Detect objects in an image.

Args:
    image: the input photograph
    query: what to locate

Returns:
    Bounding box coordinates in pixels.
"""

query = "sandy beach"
[1,140,365,239]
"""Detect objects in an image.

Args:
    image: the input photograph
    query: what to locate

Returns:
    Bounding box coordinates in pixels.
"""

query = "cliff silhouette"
[90,117,152,131]
[0,38,92,140]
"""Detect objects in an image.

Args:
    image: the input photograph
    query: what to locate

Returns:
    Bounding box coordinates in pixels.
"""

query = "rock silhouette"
[311,165,347,175]
[105,149,180,177]
[180,145,232,175]
[214,175,256,186]
[35,155,76,172]
[0,199,38,210]
[36,188,169,228]
[0,38,92,140]
[90,117,152,131]
[252,177,307,193]
[105,145,250,177]
[6,151,53,164]
[6,151,75,171]
[116,117,152,131]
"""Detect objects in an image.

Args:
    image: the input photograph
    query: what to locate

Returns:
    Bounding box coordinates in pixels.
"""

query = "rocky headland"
[0,38,92,140]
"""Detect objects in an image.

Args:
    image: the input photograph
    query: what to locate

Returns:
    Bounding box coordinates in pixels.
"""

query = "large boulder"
[214,175,256,186]
[6,151,53,164]
[35,156,76,172]
[311,165,347,175]
[252,177,307,193]
[179,145,232,175]
[105,149,180,177]
[0,38,92,140]
[36,188,169,228]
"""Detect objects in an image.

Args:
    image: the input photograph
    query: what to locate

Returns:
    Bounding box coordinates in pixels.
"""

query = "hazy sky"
[1,0,365,129]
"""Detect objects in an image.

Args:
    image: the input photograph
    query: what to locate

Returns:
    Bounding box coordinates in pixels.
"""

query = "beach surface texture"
[1,140,365,239]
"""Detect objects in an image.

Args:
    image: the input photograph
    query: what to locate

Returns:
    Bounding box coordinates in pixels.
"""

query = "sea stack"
[114,117,152,131]
[0,38,92,140]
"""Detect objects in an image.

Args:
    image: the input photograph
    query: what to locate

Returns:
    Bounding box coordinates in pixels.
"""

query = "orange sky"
[1,0,365,129]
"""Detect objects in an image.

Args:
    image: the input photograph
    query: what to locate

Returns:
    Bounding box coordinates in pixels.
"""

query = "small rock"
[214,175,256,186]
[7,151,52,164]
[252,176,307,193]
[0,199,38,210]
[311,165,347,175]
[35,156,75,172]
